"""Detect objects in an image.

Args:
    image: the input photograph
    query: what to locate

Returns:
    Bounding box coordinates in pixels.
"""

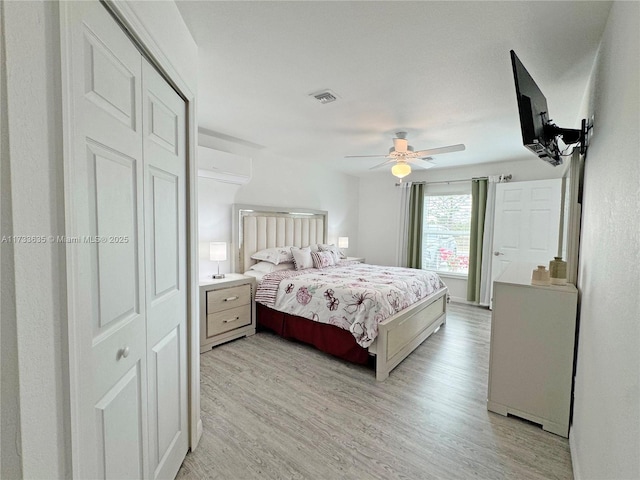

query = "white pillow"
[318,244,342,263]
[291,246,313,271]
[249,261,294,273]
[251,247,294,265]
[307,243,321,253]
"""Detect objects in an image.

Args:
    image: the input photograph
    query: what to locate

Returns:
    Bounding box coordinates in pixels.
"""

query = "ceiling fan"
[345,132,465,180]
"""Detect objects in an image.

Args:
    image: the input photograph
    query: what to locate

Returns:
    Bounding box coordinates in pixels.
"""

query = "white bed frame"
[232,204,447,381]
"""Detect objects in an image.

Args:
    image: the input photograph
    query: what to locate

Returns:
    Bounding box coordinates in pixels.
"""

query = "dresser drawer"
[207,284,251,314]
[207,304,252,338]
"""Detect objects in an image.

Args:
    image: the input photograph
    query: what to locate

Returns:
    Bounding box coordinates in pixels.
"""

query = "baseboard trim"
[449,296,479,306]
[569,426,580,480]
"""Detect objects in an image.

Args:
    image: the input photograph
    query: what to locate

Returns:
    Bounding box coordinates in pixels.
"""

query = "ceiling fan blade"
[369,159,395,170]
[414,143,466,157]
[409,158,436,170]
[344,154,389,158]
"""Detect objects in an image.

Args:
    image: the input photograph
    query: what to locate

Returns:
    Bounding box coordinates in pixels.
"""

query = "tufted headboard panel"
[232,204,328,273]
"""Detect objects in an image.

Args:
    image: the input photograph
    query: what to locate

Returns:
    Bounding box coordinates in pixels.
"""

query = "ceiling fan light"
[391,162,411,179]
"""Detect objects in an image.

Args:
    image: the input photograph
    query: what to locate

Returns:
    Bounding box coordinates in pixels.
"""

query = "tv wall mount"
[542,117,593,156]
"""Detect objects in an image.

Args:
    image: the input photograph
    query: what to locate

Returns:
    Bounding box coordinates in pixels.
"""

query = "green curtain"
[407,182,425,269]
[467,179,488,302]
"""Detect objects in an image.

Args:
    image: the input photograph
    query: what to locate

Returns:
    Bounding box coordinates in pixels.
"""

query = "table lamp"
[210,242,227,279]
[338,237,349,259]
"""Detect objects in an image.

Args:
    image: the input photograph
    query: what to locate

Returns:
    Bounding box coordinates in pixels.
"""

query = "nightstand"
[199,274,256,353]
[346,256,365,263]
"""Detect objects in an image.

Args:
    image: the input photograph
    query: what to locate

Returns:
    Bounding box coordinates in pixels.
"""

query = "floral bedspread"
[255,263,446,348]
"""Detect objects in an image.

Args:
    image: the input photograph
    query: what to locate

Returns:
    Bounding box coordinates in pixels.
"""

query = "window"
[422,194,472,275]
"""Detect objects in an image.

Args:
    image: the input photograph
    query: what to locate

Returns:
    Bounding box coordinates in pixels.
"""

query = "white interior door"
[142,59,188,480]
[64,3,148,478]
[491,179,562,294]
[64,3,188,478]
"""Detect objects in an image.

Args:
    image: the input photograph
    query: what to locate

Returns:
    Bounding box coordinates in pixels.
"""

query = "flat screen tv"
[510,50,586,166]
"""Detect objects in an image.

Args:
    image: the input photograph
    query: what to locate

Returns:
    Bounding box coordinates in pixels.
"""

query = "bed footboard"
[369,288,447,381]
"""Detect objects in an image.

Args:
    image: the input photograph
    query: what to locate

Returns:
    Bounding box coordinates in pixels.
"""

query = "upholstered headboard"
[232,204,328,273]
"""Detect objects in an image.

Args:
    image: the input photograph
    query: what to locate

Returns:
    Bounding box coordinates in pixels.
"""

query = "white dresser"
[487,262,577,437]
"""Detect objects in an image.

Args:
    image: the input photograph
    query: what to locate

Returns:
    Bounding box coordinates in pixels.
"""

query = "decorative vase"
[549,256,567,285]
[531,265,551,286]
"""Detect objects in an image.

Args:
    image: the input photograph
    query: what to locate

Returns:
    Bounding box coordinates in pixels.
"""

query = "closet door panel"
[88,143,140,330]
[83,30,136,130]
[142,59,188,480]
[80,10,141,152]
[95,364,145,479]
[149,168,179,299]
[149,326,182,463]
[63,2,148,478]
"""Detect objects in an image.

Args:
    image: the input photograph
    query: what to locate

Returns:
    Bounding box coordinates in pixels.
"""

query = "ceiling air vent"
[310,89,339,104]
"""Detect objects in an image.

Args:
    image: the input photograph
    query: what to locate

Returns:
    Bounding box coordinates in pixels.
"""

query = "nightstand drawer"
[207,284,251,314]
[207,304,252,338]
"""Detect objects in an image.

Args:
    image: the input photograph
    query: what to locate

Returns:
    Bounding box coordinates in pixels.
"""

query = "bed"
[232,204,448,381]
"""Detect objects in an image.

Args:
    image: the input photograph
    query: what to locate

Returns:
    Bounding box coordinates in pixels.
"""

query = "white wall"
[4,2,69,476]
[198,133,360,278]
[358,157,565,302]
[571,2,640,478]
[2,1,197,477]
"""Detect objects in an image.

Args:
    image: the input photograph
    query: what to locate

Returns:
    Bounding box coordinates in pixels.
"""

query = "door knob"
[494,251,505,256]
[118,346,130,359]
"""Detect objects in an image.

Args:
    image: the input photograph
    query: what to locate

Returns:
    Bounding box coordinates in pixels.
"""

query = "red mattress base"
[256,302,370,364]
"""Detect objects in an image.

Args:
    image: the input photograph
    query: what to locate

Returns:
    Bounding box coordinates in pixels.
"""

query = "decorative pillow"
[318,244,342,263]
[251,247,293,265]
[307,244,321,253]
[311,250,335,269]
[249,261,294,273]
[290,246,313,271]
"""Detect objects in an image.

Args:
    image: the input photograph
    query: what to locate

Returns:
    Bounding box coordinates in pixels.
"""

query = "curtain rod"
[395,174,512,187]
[421,173,512,186]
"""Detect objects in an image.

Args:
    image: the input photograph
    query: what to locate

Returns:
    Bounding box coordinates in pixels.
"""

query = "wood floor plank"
[178,303,573,480]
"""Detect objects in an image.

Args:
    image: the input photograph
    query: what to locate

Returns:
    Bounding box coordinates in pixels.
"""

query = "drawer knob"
[224,296,239,302]
[223,316,240,324]
[118,346,130,359]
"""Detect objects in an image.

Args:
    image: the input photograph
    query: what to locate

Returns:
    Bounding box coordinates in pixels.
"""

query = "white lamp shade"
[209,242,227,262]
[338,237,349,249]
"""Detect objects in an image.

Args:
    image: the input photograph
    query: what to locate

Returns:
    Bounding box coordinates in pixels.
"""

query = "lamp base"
[212,273,226,279]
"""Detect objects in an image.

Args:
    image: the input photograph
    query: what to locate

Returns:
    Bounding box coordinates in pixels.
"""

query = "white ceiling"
[176,1,612,176]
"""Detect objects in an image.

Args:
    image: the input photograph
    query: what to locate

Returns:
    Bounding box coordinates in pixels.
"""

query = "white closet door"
[142,59,188,480]
[64,2,189,478]
[64,2,148,478]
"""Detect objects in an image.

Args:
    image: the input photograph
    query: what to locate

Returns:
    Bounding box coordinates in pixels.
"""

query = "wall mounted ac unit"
[197,145,251,185]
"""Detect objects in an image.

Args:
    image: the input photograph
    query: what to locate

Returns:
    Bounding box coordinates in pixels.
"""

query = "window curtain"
[467,179,488,302]
[406,182,425,269]
[479,175,504,307]
[396,182,412,267]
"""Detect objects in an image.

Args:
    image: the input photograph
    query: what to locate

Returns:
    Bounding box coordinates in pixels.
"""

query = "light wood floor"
[178,303,573,480]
